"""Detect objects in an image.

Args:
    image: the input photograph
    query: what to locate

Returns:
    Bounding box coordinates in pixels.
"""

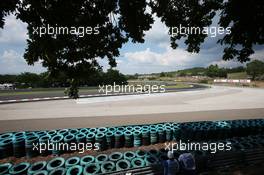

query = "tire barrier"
[114,131,124,148]
[124,151,136,161]
[105,132,115,149]
[157,127,166,143]
[142,129,150,146]
[65,157,80,168]
[0,138,13,159]
[46,157,65,171]
[124,131,133,147]
[75,133,86,144]
[133,130,142,147]
[109,152,123,162]
[26,136,39,158]
[150,128,158,144]
[0,163,12,174]
[131,158,145,168]
[48,167,66,175]
[69,129,79,136]
[95,133,106,151]
[63,134,75,153]
[50,135,64,155]
[1,133,264,175]
[9,162,30,175]
[66,165,83,175]
[83,163,100,175]
[101,161,115,173]
[144,155,159,166]
[86,132,95,145]
[135,150,147,158]
[80,155,95,166]
[39,135,51,156]
[32,170,48,175]
[0,119,264,160]
[95,154,108,163]
[28,161,47,175]
[116,159,131,171]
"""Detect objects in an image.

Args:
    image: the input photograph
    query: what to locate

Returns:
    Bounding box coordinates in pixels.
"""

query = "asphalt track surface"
[0,85,264,132]
[0,84,204,102]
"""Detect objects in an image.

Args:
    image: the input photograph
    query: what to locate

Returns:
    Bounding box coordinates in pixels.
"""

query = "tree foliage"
[246,60,264,80]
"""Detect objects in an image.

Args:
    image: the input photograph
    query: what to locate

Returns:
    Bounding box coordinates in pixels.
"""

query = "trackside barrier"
[1,134,264,174]
[0,119,264,159]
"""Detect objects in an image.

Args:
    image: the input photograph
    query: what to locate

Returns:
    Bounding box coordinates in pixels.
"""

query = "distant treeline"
[0,69,127,88]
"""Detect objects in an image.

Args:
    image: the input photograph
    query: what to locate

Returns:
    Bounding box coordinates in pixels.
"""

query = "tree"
[206,65,227,78]
[0,0,18,28]
[218,0,264,62]
[13,0,153,98]
[246,60,264,80]
[2,0,264,97]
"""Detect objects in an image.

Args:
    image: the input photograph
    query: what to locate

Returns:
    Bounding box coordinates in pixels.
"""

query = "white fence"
[214,79,251,83]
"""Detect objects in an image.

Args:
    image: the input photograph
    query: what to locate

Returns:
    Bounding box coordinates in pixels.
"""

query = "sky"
[0,14,264,75]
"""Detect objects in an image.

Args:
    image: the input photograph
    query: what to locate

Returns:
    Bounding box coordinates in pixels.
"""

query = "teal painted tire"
[116,160,131,171]
[109,152,123,162]
[83,163,100,175]
[9,162,30,175]
[135,150,147,158]
[57,129,68,136]
[46,157,65,171]
[144,155,159,166]
[80,155,95,166]
[101,161,115,173]
[0,138,13,158]
[97,127,108,133]
[95,154,108,163]
[131,158,145,168]
[66,165,82,175]
[124,151,136,161]
[65,157,80,168]
[50,135,64,155]
[0,163,12,175]
[32,170,48,175]
[86,132,95,144]
[48,167,66,175]
[28,161,47,175]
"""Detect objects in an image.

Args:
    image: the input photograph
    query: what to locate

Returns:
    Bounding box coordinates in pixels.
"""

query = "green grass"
[165,83,191,89]
[227,72,248,79]
[0,83,191,96]
[0,87,98,96]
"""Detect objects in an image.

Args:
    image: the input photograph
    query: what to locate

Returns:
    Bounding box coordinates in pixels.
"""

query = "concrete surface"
[0,86,264,132]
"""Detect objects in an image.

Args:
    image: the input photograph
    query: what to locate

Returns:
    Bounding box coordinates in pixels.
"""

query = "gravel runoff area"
[0,85,264,132]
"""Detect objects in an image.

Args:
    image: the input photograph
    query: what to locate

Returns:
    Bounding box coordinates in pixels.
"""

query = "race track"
[0,85,264,132]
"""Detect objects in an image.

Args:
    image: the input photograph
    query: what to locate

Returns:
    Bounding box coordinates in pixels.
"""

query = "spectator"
[163,151,180,175]
[178,153,196,175]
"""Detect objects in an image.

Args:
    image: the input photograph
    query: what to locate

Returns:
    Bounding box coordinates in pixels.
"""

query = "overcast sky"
[0,14,263,75]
